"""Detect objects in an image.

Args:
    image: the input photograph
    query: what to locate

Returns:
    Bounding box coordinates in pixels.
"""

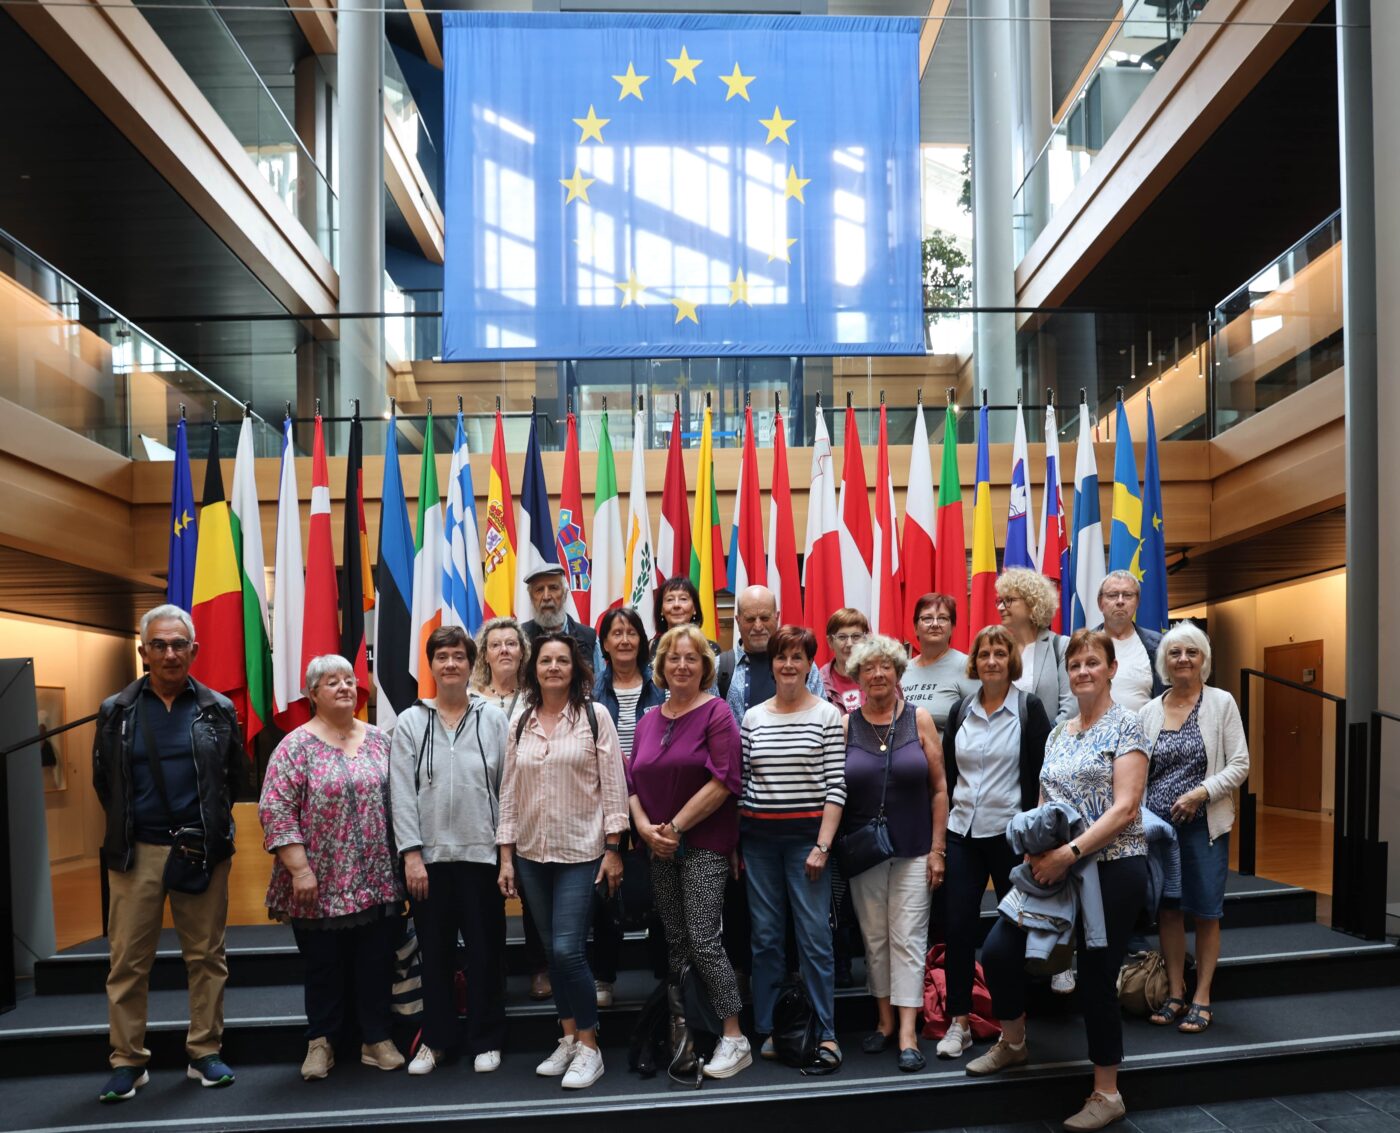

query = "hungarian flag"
[766,408,802,626]
[190,431,247,723]
[230,416,272,743]
[1005,404,1038,571]
[166,417,197,612]
[657,407,691,582]
[558,412,590,624]
[969,404,998,638]
[871,402,902,639]
[624,407,659,637]
[802,405,843,665]
[374,416,417,730]
[410,412,445,698]
[443,412,485,634]
[902,400,936,652]
[838,403,873,615]
[689,405,723,641]
[340,417,372,714]
[726,404,765,595]
[272,418,307,731]
[300,415,341,683]
[1138,393,1169,633]
[1037,403,1069,634]
[482,410,517,618]
[590,410,626,630]
[934,407,968,650]
[515,411,561,617]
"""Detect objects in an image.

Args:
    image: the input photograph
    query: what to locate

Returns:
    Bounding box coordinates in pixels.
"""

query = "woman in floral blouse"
[258,654,405,1082]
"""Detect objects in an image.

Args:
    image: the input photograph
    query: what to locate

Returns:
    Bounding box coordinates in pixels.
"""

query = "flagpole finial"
[1016,388,1023,405]
[495,396,501,413]
[457,394,463,414]
[567,394,574,415]
[1146,386,1152,403]
[243,400,252,419]
[744,390,751,408]
[945,387,955,407]
[1116,386,1124,404]
[1079,387,1087,405]
[180,403,186,421]
[916,388,922,405]
[315,397,322,417]
[675,393,681,414]
[981,388,988,408]
[705,391,711,408]
[391,397,397,417]
[531,395,537,413]
[638,393,644,411]
[815,391,822,410]
[846,390,852,409]
[285,401,292,421]
[1047,387,1055,406]
[427,397,433,416]
[602,395,607,412]
[352,398,360,422]
[774,390,781,413]
[211,399,218,425]
[879,389,885,405]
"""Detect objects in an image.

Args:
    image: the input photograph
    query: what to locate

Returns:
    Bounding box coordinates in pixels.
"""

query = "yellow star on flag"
[726,269,752,307]
[173,509,192,536]
[767,238,798,264]
[612,63,649,101]
[759,106,795,144]
[559,167,595,204]
[671,297,700,325]
[784,165,811,202]
[719,62,755,102]
[615,271,648,308]
[667,46,702,84]
[572,105,610,144]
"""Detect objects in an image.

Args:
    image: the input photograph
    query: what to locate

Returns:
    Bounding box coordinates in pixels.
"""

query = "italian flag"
[230,418,271,742]
[934,407,968,651]
[590,411,625,630]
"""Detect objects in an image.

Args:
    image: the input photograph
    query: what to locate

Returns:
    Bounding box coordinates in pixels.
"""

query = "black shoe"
[898,1047,927,1072]
[861,1031,892,1054]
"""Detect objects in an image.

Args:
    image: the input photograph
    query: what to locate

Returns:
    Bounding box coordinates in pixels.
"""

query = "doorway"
[1262,640,1325,812]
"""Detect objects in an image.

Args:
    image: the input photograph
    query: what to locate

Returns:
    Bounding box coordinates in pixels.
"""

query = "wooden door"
[1262,641,1324,812]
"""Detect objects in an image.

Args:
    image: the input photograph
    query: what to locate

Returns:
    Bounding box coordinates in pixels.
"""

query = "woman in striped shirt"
[739,624,847,1068]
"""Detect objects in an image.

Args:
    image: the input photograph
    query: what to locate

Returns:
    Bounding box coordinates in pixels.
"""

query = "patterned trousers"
[650,848,743,1022]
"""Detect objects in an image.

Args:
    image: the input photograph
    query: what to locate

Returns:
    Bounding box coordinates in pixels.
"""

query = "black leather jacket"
[92,676,247,871]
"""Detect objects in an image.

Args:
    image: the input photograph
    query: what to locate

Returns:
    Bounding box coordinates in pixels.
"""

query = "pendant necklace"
[871,715,896,752]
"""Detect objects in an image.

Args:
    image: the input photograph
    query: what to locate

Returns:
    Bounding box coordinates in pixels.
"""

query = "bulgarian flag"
[689,405,723,642]
[590,410,626,630]
[838,403,873,614]
[871,401,902,639]
[559,411,590,624]
[657,407,691,582]
[410,412,445,698]
[300,415,341,682]
[902,399,936,652]
[726,403,765,595]
[766,407,802,626]
[802,404,843,666]
[624,407,659,637]
[934,406,968,650]
[229,415,271,743]
[969,403,999,638]
[189,429,247,727]
[482,409,517,619]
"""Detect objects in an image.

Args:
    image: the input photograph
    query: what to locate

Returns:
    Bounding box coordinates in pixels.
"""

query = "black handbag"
[771,980,837,1075]
[834,708,898,878]
[139,702,212,895]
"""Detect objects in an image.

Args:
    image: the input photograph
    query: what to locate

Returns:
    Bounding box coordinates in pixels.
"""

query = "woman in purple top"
[627,624,750,1080]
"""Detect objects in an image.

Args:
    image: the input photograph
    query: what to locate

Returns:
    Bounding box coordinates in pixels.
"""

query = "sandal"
[1178,1003,1213,1033]
[812,1043,843,1072]
[1149,997,1188,1026]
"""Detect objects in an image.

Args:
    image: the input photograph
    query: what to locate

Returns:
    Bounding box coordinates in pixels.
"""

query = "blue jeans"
[743,827,837,1040]
[514,856,600,1032]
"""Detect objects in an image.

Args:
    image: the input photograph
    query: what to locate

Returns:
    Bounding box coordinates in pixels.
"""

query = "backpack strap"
[717,650,737,700]
[513,701,598,746]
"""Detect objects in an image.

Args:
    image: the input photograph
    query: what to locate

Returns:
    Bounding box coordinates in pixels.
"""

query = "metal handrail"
[0,713,98,759]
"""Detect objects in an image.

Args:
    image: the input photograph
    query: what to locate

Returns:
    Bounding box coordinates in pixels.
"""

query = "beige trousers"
[105,841,231,1067]
[848,854,931,1009]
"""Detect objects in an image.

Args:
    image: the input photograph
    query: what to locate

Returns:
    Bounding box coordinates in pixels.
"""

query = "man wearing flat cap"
[520,563,602,673]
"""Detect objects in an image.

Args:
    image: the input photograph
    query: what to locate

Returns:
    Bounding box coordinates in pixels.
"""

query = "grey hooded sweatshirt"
[390,697,509,865]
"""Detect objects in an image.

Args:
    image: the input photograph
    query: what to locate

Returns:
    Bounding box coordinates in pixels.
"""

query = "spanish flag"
[689,405,723,642]
[190,430,247,725]
[969,403,999,638]
[482,409,517,619]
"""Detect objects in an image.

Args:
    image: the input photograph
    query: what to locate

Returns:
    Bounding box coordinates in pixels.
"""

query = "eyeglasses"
[832,633,865,645]
[316,676,358,690]
[1167,648,1202,660]
[1102,590,1137,602]
[994,596,1020,608]
[145,638,192,655]
[916,615,951,626]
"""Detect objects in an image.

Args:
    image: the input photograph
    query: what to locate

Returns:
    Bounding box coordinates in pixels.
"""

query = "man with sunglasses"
[92,604,247,1103]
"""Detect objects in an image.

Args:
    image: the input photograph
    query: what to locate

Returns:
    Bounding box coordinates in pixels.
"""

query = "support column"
[339,4,386,428]
[1357,0,1400,914]
[1016,0,1052,249]
[969,0,1017,432]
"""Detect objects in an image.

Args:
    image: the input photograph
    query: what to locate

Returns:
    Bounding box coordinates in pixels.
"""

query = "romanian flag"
[689,405,723,641]
[871,401,902,638]
[411,413,445,698]
[340,417,372,714]
[482,410,517,618]
[934,406,968,650]
[766,408,802,626]
[190,431,247,722]
[1108,400,1143,579]
[559,412,590,624]
[657,408,691,583]
[726,403,766,595]
[230,416,271,743]
[300,415,341,680]
[969,404,998,638]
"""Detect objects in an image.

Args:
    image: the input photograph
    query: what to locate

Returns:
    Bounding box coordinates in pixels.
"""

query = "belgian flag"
[190,426,248,726]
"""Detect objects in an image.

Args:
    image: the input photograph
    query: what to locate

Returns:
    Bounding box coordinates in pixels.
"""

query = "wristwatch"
[1069,841,1083,859]
[669,820,685,836]
[815,841,831,854]
[604,842,622,853]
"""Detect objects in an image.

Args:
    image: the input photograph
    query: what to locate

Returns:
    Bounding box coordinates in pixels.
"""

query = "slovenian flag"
[1005,404,1037,570]
[838,403,873,615]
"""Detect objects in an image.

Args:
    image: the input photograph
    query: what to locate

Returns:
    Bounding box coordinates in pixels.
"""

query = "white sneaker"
[536,1036,577,1077]
[1051,968,1077,994]
[561,1043,604,1089]
[936,1021,972,1059]
[407,1047,443,1076]
[474,1050,501,1073]
[595,980,615,1008]
[703,1035,753,1079]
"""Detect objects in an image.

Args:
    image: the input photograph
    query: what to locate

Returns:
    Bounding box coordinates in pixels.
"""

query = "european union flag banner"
[442,12,922,359]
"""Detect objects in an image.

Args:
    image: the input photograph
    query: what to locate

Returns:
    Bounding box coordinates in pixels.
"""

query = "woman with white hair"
[841,634,948,1072]
[1139,623,1249,1035]
[996,568,1074,724]
[258,655,405,1081]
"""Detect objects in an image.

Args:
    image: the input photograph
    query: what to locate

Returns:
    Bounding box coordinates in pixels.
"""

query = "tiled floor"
[957,1086,1400,1133]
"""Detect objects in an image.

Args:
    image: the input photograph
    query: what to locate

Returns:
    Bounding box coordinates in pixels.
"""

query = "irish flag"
[410,412,444,698]
[229,416,271,743]
[190,432,246,727]
[625,407,659,638]
[934,406,968,650]
[590,410,626,630]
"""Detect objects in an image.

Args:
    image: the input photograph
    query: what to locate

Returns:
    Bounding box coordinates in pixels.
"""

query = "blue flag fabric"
[515,413,563,616]
[1139,398,1169,633]
[374,419,418,726]
[1108,402,1143,578]
[166,418,198,612]
[441,12,922,359]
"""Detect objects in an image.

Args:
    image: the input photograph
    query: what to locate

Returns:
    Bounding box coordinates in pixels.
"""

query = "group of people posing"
[94,563,1249,1133]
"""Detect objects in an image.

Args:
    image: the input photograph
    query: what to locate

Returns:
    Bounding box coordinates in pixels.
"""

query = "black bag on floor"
[667,962,722,1088]
[628,980,671,1078]
[771,980,838,1076]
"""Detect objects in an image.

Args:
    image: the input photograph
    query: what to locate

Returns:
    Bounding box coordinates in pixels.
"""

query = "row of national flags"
[164,392,1169,745]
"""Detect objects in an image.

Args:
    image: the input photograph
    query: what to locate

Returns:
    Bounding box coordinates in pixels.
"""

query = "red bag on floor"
[921,943,1000,1040]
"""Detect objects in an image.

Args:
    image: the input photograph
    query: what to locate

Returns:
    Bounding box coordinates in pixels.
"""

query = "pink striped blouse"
[496,703,630,863]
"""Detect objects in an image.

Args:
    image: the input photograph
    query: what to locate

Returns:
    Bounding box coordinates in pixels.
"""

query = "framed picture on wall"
[36,685,67,793]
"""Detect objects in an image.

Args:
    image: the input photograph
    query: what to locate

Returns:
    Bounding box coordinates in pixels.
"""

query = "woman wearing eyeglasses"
[900,593,978,732]
[996,568,1075,725]
[820,608,870,715]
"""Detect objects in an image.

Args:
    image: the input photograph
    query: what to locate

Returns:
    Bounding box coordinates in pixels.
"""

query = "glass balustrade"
[134,0,339,268]
[384,42,441,199]
[1210,210,1342,434]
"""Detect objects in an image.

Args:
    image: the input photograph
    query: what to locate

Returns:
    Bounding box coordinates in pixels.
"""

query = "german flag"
[190,429,248,725]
